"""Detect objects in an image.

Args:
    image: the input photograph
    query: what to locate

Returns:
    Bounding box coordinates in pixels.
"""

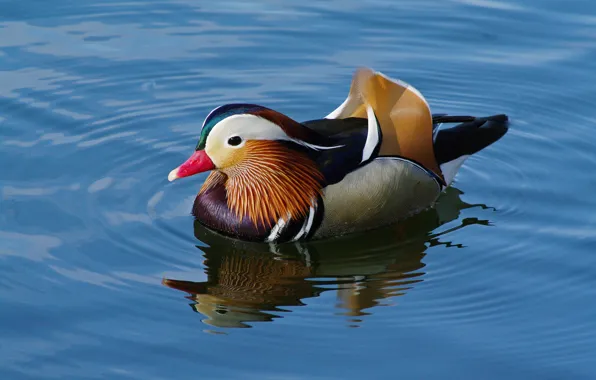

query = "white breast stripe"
[304,205,316,236]
[291,210,309,241]
[292,204,316,242]
[361,105,380,163]
[265,214,290,243]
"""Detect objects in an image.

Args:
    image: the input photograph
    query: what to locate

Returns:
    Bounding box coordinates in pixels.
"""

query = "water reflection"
[163,187,490,329]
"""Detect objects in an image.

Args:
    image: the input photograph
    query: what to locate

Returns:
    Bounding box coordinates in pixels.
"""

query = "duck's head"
[168,103,331,181]
[168,104,330,227]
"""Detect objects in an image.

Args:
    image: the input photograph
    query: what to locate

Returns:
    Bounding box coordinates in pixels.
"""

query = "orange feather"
[199,141,324,230]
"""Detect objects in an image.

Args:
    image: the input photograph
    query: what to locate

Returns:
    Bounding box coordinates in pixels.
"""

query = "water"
[2,0,596,378]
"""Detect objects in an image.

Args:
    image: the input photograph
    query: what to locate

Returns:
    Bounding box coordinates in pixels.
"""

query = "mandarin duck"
[162,186,477,328]
[168,68,508,243]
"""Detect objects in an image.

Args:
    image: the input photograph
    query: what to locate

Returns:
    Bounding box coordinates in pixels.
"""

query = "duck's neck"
[195,141,324,236]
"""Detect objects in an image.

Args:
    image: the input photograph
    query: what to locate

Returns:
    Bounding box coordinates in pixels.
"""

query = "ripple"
[3,0,596,377]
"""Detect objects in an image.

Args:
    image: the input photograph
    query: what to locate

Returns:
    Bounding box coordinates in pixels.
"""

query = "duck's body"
[169,68,508,243]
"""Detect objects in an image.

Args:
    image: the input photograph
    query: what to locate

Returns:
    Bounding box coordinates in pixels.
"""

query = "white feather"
[208,114,289,144]
[440,155,470,186]
[266,216,287,243]
[292,139,344,150]
[292,205,316,241]
[325,94,360,119]
[207,114,342,152]
[361,105,380,163]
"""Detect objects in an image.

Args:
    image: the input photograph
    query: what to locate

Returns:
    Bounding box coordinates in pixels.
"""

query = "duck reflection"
[163,187,490,329]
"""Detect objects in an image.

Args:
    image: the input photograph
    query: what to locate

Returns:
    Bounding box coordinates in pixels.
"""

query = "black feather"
[300,117,370,186]
[302,117,368,137]
[433,114,509,165]
[299,114,509,184]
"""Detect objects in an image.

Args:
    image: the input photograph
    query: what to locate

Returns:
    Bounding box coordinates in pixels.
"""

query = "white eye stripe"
[206,114,342,156]
[207,114,289,147]
[208,114,342,147]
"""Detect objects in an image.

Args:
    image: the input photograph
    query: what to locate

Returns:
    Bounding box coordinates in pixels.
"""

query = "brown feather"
[199,141,323,230]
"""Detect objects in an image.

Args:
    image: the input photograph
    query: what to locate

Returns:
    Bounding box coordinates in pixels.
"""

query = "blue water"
[2,0,596,379]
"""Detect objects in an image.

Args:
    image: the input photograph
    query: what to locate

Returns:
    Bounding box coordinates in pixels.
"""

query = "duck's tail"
[432,114,509,186]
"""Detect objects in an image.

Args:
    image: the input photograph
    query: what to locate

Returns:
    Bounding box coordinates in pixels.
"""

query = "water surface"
[2,0,596,379]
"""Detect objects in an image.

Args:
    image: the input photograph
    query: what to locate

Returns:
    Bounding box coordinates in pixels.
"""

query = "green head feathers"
[196,104,264,150]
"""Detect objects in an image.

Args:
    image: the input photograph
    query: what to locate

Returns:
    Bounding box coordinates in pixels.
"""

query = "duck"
[167,67,509,243]
[163,186,481,328]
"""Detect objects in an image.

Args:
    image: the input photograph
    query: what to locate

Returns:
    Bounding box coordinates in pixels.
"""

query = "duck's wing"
[302,117,368,137]
[432,114,509,185]
[326,67,445,184]
[299,117,372,186]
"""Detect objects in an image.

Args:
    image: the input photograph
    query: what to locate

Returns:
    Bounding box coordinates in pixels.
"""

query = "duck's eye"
[227,136,242,146]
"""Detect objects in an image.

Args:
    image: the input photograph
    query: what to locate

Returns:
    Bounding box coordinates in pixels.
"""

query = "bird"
[167,67,509,243]
[162,186,482,328]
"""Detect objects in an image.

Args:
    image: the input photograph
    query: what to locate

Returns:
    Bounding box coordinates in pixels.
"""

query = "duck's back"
[301,117,368,138]
[301,114,508,239]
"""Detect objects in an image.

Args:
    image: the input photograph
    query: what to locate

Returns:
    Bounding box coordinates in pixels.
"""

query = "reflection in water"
[163,187,490,329]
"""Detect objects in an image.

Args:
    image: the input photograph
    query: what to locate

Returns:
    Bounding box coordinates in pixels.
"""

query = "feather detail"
[222,140,324,230]
[326,67,445,184]
[199,171,228,194]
